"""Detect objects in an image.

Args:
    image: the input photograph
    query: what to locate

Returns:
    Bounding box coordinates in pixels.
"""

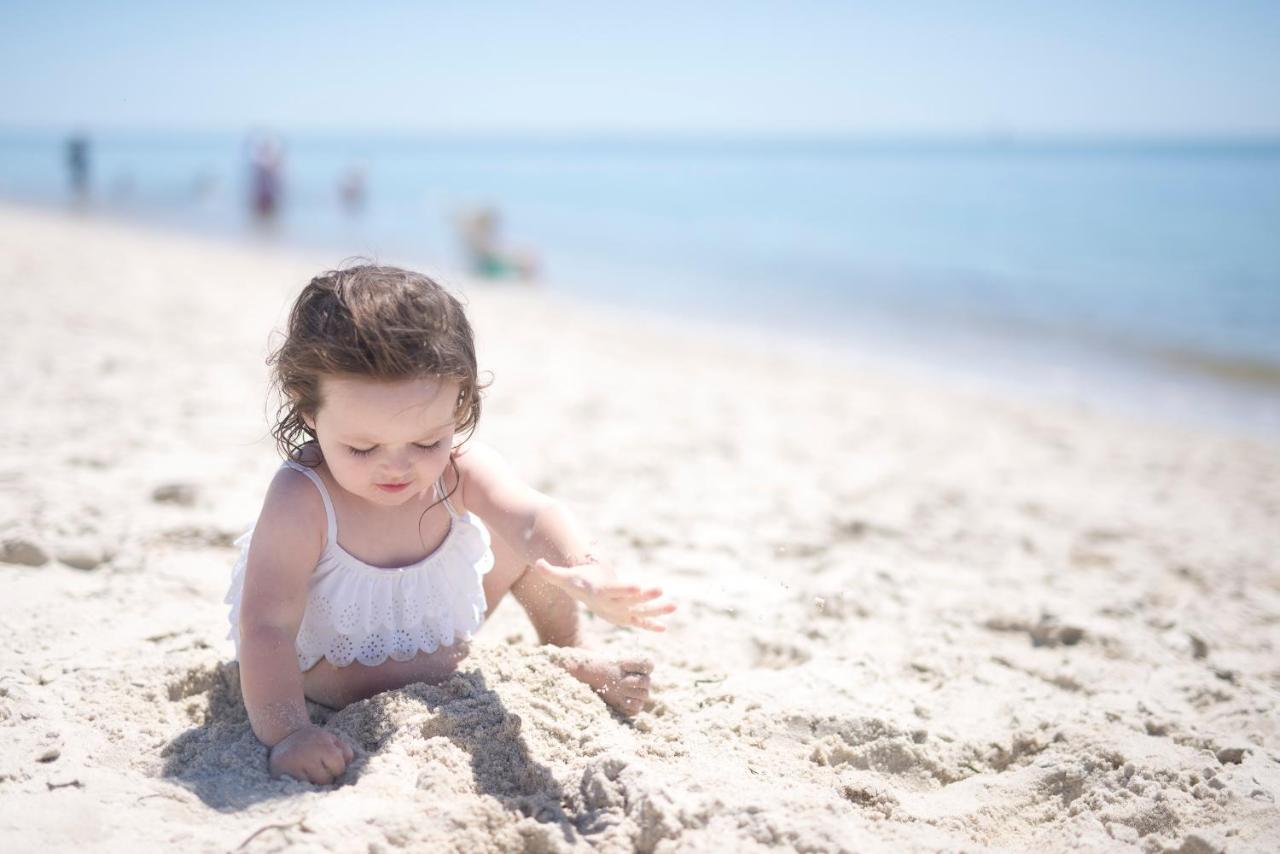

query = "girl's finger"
[318,752,345,780]
[630,618,668,632]
[308,766,336,785]
[602,584,642,598]
[629,602,677,619]
[606,586,664,603]
[622,673,651,692]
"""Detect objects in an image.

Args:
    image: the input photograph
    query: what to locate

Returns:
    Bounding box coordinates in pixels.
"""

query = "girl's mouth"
[376,482,410,493]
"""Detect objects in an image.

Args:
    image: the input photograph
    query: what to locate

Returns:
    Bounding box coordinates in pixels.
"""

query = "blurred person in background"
[65,132,90,202]
[248,134,284,222]
[455,205,539,281]
[339,162,368,215]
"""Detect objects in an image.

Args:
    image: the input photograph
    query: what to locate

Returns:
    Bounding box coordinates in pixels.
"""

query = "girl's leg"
[299,532,575,709]
[481,529,653,716]
[300,532,650,714]
[482,528,581,646]
[302,643,470,708]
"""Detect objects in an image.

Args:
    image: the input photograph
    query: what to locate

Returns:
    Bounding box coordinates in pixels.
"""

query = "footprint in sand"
[54,537,114,570]
[152,482,199,507]
[1,536,49,567]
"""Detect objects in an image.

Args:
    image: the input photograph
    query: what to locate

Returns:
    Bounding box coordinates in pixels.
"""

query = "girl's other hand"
[533,558,677,632]
[268,724,355,785]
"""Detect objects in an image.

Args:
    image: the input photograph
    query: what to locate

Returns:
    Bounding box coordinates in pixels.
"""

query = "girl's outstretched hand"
[533,558,676,631]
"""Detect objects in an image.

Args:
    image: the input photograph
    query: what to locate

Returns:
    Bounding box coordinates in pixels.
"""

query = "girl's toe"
[623,673,651,691]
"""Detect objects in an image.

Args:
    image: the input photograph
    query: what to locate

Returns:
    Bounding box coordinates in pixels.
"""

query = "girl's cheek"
[333,457,365,484]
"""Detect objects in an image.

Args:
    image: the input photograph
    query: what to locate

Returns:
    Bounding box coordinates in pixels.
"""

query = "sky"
[2,1,1279,136]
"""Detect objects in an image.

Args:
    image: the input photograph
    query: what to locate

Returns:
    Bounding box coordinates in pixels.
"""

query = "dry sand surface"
[1,203,1278,853]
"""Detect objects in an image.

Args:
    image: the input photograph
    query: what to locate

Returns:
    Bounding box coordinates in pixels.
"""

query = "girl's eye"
[346,441,441,457]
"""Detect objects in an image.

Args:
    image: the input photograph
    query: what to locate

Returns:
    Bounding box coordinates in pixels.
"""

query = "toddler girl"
[223,265,675,785]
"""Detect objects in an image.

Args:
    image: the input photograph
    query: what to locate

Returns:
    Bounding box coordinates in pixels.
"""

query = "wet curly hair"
[267,264,489,484]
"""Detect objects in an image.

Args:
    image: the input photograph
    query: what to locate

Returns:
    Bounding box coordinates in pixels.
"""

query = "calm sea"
[3,131,1278,431]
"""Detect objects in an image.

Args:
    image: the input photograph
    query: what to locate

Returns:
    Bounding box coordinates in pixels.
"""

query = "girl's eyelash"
[347,441,441,458]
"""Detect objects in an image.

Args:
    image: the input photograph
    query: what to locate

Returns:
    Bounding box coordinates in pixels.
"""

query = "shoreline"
[5,196,1279,441]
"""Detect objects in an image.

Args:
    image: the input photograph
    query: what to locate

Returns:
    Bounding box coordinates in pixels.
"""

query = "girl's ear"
[302,412,316,432]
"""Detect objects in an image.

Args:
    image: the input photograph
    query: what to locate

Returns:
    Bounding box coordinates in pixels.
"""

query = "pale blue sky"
[3,1,1278,135]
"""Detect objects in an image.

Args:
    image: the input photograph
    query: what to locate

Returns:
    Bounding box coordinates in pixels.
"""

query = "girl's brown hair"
[268,264,489,486]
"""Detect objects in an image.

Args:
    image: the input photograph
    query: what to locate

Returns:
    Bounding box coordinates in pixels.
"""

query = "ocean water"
[2,131,1278,430]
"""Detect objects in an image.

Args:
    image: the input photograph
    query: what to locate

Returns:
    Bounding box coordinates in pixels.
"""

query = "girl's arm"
[237,468,327,746]
[454,442,674,633]
[454,441,596,574]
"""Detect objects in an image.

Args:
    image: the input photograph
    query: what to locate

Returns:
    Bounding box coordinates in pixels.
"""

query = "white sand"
[0,203,1278,852]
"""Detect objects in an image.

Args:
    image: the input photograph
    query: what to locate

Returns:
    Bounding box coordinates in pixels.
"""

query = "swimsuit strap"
[436,476,461,519]
[282,460,339,546]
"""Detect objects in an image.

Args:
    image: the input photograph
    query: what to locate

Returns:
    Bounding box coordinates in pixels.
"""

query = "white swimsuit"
[224,460,495,671]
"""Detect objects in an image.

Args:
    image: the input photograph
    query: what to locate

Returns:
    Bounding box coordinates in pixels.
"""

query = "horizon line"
[3,124,1280,145]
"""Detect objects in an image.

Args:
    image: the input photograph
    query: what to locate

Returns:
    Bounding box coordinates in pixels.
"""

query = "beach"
[0,202,1278,851]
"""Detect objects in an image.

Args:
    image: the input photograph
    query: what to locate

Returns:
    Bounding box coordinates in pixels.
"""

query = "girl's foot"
[550,647,654,716]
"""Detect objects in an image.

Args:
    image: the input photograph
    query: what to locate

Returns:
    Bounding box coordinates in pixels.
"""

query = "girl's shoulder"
[450,440,533,515]
[256,456,331,550]
[238,461,329,627]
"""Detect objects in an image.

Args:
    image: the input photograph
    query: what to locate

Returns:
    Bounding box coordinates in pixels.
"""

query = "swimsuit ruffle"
[224,514,494,671]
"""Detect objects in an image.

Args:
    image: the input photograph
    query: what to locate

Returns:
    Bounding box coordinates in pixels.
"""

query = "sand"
[0,202,1278,853]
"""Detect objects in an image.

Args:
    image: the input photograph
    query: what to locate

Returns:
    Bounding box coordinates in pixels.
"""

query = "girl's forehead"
[318,375,458,432]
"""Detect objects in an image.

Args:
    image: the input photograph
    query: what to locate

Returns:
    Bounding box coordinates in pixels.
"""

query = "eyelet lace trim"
[224,512,493,670]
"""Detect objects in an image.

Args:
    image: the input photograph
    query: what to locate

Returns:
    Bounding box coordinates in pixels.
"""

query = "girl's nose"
[383,447,414,476]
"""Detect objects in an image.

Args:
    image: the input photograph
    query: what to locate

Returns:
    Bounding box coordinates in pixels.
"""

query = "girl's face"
[305,374,460,507]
